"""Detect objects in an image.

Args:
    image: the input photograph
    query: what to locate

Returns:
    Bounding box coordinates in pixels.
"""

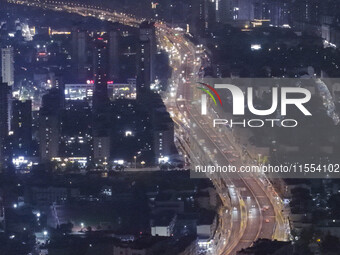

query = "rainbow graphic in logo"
[196,82,222,115]
[196,82,223,106]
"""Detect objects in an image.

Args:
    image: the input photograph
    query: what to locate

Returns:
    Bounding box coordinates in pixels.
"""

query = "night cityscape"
[0,0,340,254]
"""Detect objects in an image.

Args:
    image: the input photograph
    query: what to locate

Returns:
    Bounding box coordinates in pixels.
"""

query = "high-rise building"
[1,46,14,86]
[72,28,87,79]
[39,113,59,161]
[39,89,62,161]
[254,0,290,26]
[254,0,270,20]
[288,0,323,34]
[234,0,255,24]
[41,88,63,113]
[153,124,174,163]
[139,21,156,66]
[93,136,110,163]
[72,29,87,65]
[292,0,322,25]
[0,79,9,163]
[218,0,234,24]
[190,0,209,36]
[147,94,175,163]
[109,29,120,81]
[137,21,156,100]
[12,100,32,157]
[54,72,65,109]
[273,0,290,26]
[93,39,109,110]
[137,39,151,99]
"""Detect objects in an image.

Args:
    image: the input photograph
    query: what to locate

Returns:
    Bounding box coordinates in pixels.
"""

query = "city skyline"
[0,0,340,255]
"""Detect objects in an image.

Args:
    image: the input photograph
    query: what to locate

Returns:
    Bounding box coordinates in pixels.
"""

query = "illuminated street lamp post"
[43,230,48,243]
[103,157,108,170]
[134,156,137,169]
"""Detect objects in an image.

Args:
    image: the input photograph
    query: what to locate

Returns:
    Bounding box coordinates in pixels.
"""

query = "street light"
[133,156,137,169]
[103,157,108,169]
[43,230,48,243]
[125,130,133,137]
